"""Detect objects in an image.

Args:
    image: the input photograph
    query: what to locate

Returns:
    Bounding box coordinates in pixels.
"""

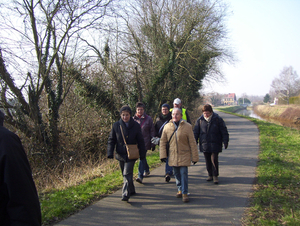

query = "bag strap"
[120,125,127,145]
[158,120,168,135]
[168,127,177,143]
[140,115,148,128]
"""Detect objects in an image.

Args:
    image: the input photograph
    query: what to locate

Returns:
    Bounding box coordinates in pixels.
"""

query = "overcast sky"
[203,0,300,98]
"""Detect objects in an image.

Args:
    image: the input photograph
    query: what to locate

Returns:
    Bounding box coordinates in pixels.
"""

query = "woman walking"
[193,104,229,184]
[107,105,146,202]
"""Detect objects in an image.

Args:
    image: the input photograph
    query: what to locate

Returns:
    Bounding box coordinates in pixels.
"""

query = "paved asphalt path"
[56,111,259,226]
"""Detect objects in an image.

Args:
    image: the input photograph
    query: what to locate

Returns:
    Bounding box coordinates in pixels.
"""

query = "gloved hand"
[192,161,197,165]
[107,155,114,159]
[224,143,228,149]
[151,137,160,145]
[161,158,167,162]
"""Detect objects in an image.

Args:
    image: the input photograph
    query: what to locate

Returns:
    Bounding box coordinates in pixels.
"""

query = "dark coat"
[154,112,172,138]
[193,112,229,153]
[0,126,41,226]
[107,118,146,162]
[133,113,155,150]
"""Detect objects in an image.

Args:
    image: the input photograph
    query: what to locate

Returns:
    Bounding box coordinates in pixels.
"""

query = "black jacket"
[193,113,229,153]
[0,126,41,226]
[154,112,172,138]
[107,118,146,161]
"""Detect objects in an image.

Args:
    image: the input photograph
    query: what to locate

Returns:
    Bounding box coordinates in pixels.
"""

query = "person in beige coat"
[160,108,199,202]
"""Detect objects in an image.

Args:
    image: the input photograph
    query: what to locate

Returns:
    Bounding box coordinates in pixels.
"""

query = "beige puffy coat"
[160,120,199,166]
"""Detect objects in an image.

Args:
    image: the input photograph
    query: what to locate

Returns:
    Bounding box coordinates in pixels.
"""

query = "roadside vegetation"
[217,106,300,225]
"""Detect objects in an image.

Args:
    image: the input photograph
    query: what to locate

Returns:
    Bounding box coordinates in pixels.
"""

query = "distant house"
[222,93,236,105]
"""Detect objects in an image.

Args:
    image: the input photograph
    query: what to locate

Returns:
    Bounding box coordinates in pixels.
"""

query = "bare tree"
[0,0,114,158]
[269,66,300,104]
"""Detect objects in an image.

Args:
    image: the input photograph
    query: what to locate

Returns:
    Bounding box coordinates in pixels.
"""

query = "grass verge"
[217,107,300,225]
[40,150,161,225]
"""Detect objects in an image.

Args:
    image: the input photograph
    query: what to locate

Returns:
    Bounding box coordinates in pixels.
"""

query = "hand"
[161,158,167,162]
[192,161,197,165]
[151,137,160,145]
[107,155,114,159]
[224,143,228,149]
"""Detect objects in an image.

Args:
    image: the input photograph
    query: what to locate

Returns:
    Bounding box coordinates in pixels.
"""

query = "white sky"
[203,0,300,98]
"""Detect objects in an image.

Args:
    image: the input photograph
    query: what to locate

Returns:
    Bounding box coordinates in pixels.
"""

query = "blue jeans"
[165,157,173,176]
[119,160,136,199]
[138,155,149,179]
[173,166,188,195]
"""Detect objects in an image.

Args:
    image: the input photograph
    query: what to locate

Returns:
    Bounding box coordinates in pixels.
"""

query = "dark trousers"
[119,160,136,199]
[203,152,219,177]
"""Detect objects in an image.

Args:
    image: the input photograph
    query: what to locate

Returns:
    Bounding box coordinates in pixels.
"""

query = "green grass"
[40,150,161,225]
[218,107,300,225]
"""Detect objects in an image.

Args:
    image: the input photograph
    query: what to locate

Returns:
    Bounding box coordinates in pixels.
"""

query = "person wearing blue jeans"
[173,166,188,195]
[152,103,173,182]
[133,102,155,183]
[159,108,199,202]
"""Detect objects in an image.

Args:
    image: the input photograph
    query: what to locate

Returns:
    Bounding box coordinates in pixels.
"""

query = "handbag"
[120,125,140,159]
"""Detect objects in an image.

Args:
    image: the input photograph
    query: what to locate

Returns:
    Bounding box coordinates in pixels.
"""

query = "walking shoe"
[130,191,136,196]
[136,178,143,184]
[143,171,150,177]
[182,194,189,203]
[165,174,171,182]
[206,176,213,181]
[121,196,129,202]
[176,191,182,198]
[213,176,219,184]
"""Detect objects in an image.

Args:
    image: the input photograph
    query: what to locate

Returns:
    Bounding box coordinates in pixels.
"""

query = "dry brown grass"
[254,104,300,122]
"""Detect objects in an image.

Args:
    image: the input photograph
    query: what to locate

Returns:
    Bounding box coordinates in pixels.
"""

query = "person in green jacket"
[170,98,191,124]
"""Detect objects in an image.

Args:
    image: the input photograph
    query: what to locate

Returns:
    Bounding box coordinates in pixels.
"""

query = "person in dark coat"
[133,102,155,183]
[152,103,173,182]
[107,105,146,202]
[0,110,42,225]
[193,104,229,184]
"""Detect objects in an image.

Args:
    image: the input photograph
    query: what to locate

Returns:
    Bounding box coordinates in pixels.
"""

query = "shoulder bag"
[120,125,140,160]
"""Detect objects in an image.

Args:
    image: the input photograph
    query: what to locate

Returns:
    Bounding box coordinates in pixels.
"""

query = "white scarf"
[204,114,212,122]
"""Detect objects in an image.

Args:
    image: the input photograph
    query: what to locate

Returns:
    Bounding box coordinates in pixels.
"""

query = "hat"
[173,98,181,105]
[161,103,170,110]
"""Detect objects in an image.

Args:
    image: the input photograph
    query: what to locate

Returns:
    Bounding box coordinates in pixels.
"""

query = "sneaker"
[213,176,219,184]
[136,178,143,184]
[176,191,182,198]
[143,171,150,177]
[206,176,213,181]
[182,194,189,203]
[121,197,129,202]
[165,174,171,182]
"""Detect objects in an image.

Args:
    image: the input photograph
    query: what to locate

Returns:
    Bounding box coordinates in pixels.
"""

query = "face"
[136,107,144,116]
[173,103,181,108]
[161,107,169,116]
[172,109,182,122]
[121,111,131,123]
[203,111,212,118]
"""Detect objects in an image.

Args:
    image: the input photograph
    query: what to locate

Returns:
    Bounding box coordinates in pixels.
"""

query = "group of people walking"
[107,99,229,203]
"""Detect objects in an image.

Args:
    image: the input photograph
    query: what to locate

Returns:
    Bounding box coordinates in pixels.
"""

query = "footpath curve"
[56,111,259,226]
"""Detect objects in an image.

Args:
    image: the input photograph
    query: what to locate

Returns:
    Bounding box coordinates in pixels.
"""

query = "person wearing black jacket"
[107,105,146,202]
[0,110,41,225]
[193,104,229,184]
[152,103,173,182]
